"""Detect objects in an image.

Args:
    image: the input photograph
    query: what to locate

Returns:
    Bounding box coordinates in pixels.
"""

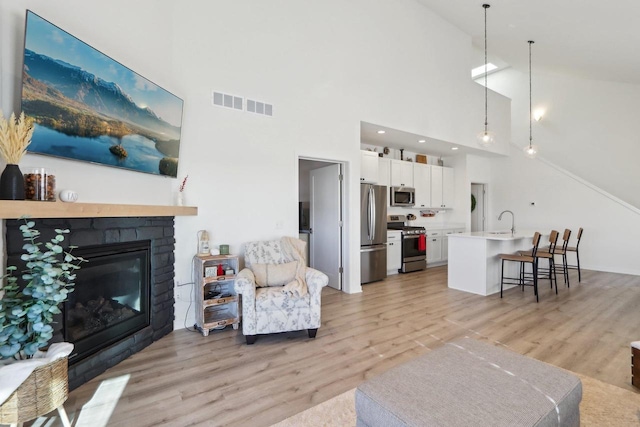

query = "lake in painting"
[29,124,168,174]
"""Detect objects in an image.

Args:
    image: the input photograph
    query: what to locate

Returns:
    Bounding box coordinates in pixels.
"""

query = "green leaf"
[0,343,20,358]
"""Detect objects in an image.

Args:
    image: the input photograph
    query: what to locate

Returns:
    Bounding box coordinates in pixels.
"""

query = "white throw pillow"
[252,261,299,287]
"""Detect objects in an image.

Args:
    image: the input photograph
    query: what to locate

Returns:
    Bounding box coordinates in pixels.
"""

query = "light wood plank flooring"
[56,267,640,426]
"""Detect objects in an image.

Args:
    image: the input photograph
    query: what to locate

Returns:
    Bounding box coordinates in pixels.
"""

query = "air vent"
[212,91,243,111]
[212,91,272,117]
[246,99,273,117]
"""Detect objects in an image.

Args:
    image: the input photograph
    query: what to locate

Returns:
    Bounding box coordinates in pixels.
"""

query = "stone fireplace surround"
[4,215,176,390]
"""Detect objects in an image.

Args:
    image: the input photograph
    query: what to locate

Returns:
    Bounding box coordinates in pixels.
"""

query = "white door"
[310,164,342,290]
[471,183,485,232]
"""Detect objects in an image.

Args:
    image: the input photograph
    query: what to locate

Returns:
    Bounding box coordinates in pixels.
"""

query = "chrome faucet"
[498,210,515,234]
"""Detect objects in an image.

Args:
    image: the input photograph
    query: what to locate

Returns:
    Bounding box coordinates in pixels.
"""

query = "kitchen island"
[447,231,539,296]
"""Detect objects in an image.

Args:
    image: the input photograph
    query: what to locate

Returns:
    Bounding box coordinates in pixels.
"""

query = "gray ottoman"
[356,338,582,427]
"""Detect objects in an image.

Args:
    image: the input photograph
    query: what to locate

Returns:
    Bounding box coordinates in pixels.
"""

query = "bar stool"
[553,229,572,287]
[566,228,583,282]
[519,230,559,294]
[500,232,541,302]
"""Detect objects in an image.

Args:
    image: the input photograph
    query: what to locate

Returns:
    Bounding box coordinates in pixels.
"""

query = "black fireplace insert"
[64,240,151,363]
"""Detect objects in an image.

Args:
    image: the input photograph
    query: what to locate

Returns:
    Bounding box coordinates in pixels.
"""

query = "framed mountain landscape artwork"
[21,11,184,177]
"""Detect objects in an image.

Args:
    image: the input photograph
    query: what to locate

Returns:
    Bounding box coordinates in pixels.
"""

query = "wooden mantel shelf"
[0,200,198,219]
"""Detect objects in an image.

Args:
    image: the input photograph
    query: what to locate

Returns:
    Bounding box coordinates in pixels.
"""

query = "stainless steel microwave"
[390,186,415,207]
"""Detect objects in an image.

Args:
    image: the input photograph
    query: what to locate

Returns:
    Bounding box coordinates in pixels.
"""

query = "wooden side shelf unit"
[193,255,239,336]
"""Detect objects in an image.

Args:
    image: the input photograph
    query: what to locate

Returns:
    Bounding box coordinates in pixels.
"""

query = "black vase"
[0,164,25,200]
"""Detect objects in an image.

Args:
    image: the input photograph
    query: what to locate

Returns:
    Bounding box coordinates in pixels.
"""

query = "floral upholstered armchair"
[234,237,329,344]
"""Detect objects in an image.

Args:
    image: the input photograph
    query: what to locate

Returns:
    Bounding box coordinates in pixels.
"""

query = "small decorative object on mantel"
[0,111,33,200]
[24,167,56,201]
[176,174,188,206]
[59,189,78,203]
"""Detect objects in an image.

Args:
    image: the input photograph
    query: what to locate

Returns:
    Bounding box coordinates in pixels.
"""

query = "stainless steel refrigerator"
[360,183,387,284]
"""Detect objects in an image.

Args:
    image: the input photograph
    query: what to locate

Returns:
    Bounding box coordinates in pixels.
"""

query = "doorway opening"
[471,183,487,232]
[298,158,345,290]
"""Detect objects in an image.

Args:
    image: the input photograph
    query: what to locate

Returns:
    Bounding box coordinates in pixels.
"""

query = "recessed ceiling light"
[377,130,386,134]
[418,139,426,143]
[451,147,459,150]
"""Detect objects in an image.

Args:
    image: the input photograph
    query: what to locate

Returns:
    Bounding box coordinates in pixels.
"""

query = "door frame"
[298,156,347,291]
[470,182,487,232]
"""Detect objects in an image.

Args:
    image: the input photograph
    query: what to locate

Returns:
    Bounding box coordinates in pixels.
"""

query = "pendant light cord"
[528,40,534,148]
[483,4,489,131]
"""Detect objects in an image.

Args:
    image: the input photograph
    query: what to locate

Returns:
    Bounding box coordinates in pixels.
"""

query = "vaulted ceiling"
[416,0,640,85]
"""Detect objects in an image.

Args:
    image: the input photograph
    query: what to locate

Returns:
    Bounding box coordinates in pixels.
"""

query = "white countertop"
[450,230,539,241]
[410,223,466,231]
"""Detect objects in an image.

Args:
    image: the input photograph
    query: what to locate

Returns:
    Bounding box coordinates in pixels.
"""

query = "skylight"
[471,63,498,78]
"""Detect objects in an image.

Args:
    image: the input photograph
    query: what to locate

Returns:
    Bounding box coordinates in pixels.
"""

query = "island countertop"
[447,230,542,296]
[450,230,539,241]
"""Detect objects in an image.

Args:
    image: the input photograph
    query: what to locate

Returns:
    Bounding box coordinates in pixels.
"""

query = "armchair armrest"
[305,267,329,298]
[234,268,256,295]
[234,268,258,336]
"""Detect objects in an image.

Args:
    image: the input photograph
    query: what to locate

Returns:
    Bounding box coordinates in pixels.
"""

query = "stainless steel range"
[387,215,427,273]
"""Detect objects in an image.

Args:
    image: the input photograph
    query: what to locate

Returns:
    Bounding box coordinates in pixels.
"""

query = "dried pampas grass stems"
[0,111,34,164]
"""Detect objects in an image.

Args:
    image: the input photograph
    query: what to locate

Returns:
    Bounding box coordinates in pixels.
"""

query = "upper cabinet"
[413,163,431,209]
[390,160,413,187]
[442,167,455,208]
[360,150,379,183]
[378,158,390,188]
[430,165,455,208]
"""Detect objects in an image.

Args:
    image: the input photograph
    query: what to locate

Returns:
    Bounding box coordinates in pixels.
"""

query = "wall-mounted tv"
[21,10,184,177]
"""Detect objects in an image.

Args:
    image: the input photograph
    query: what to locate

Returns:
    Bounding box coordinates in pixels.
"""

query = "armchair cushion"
[255,287,311,311]
[253,261,300,287]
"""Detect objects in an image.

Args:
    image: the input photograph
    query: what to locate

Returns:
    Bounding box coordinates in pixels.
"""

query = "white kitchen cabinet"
[430,166,444,208]
[442,167,455,208]
[425,230,443,264]
[361,150,379,183]
[413,163,431,208]
[430,165,454,209]
[387,230,401,274]
[390,160,413,187]
[378,158,390,188]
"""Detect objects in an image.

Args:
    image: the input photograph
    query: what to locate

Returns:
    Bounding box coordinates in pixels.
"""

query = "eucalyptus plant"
[0,220,85,360]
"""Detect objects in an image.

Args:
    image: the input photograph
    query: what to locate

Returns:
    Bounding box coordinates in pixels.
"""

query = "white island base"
[447,231,539,296]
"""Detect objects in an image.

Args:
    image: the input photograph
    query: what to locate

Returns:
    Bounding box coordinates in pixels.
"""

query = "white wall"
[0,0,512,330]
[487,68,640,209]
[486,145,640,275]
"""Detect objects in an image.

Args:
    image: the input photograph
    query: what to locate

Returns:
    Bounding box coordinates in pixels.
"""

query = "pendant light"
[477,4,495,147]
[524,40,538,158]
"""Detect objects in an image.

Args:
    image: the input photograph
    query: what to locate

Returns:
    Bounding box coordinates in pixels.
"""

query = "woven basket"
[0,357,69,424]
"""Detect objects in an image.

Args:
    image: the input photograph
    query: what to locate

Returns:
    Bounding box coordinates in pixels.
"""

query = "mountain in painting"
[23,49,180,139]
